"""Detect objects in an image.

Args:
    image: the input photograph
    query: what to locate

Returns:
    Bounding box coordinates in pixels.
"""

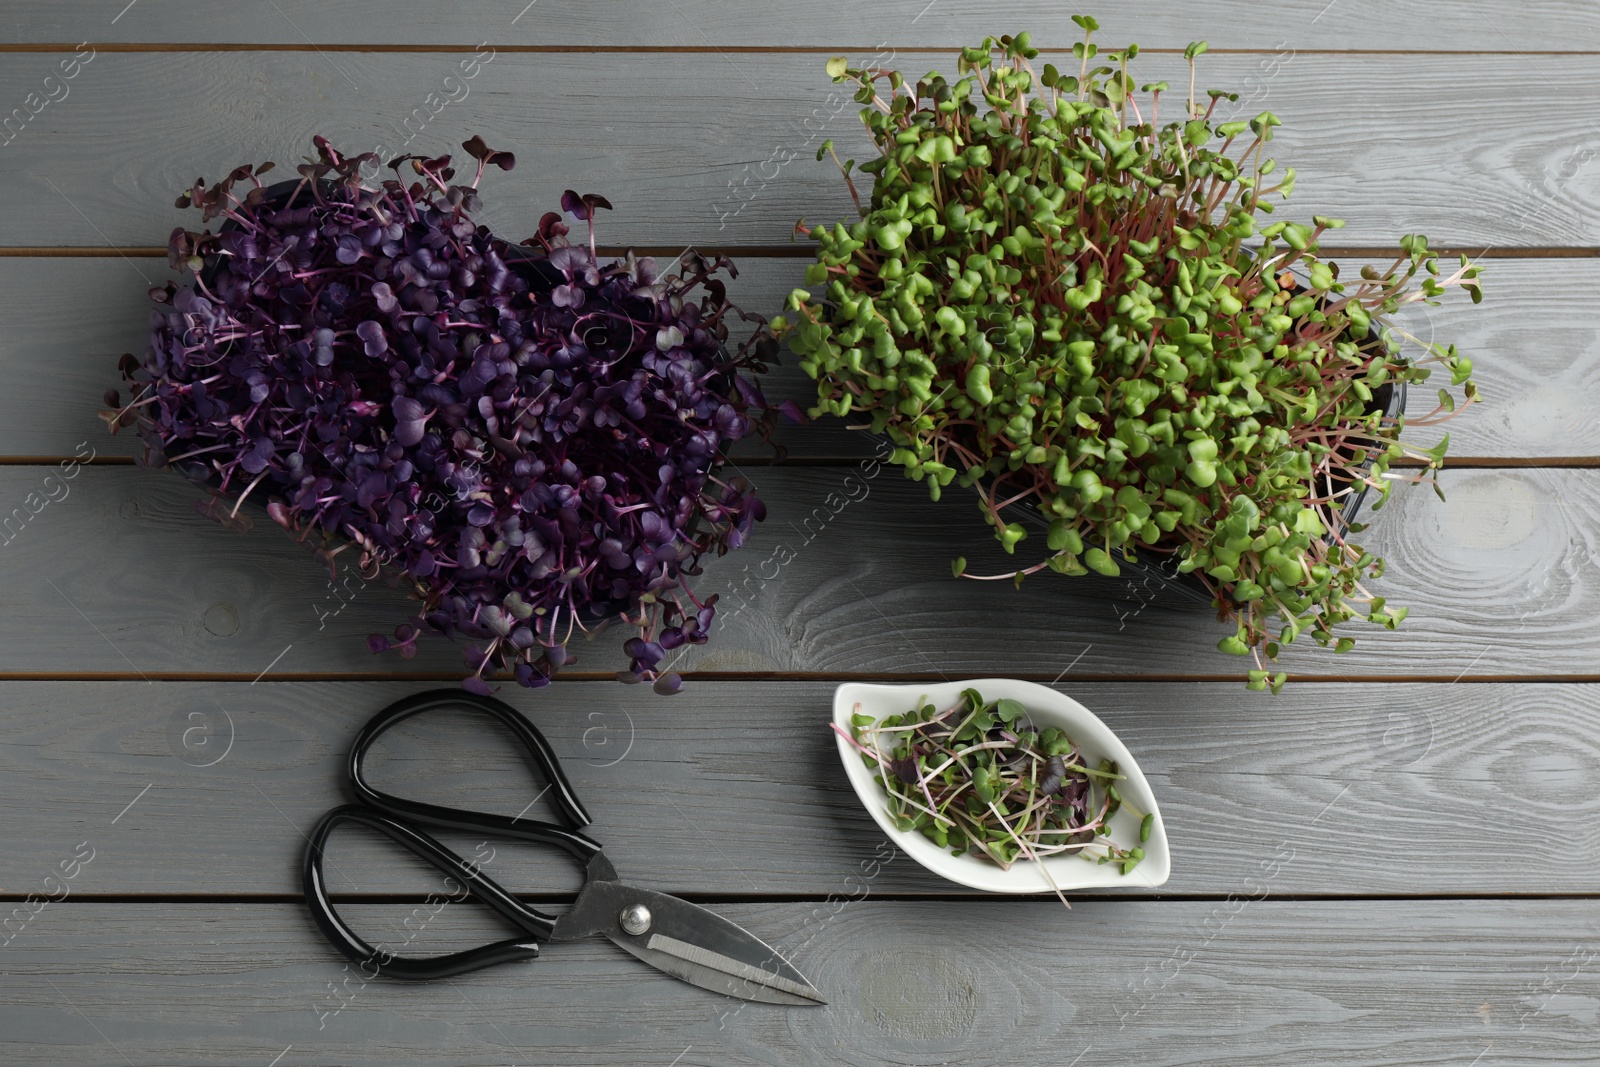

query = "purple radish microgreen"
[104,135,779,694]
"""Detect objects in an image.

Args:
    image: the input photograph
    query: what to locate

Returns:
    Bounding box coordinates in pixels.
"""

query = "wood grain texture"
[0,52,1595,249]
[0,679,1597,898]
[0,464,1591,679]
[0,256,1573,461]
[683,464,1600,680]
[1,900,1596,1065]
[0,5,1594,1064]
[3,0,1598,51]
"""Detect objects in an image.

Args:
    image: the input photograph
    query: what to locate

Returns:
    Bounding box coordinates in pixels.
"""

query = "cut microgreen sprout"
[842,688,1149,899]
[860,719,952,828]
[1063,762,1125,781]
[988,799,1073,911]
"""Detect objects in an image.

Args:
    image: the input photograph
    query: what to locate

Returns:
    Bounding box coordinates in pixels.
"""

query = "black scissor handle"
[348,689,604,865]
[303,805,554,980]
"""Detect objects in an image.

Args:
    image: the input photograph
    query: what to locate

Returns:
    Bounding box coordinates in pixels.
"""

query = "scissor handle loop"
[348,688,604,865]
[302,805,553,980]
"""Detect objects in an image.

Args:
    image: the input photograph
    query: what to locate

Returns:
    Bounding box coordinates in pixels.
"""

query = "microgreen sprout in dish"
[834,687,1151,905]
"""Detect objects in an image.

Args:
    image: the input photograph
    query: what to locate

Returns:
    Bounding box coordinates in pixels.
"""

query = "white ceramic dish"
[832,679,1171,892]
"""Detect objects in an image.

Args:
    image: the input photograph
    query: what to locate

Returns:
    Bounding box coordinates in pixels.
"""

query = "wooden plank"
[0,899,1594,1065]
[0,464,1591,679]
[681,464,1600,681]
[0,255,1576,461]
[0,52,1595,249]
[2,679,1598,898]
[3,1,1597,51]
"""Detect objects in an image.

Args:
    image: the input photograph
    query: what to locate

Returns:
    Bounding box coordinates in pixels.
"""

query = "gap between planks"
[0,670,1596,684]
[4,456,1600,468]
[1,245,1596,259]
[10,889,1600,904]
[4,43,1600,56]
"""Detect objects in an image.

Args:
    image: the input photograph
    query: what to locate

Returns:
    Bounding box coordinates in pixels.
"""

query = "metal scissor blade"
[610,932,825,1006]
[553,881,826,1005]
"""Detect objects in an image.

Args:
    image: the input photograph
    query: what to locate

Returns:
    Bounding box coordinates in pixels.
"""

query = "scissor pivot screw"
[619,904,652,936]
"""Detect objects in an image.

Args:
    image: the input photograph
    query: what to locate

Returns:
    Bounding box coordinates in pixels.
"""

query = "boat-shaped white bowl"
[833,679,1171,892]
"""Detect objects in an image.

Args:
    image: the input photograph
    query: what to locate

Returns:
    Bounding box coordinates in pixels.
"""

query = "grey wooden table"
[2,3,1597,1064]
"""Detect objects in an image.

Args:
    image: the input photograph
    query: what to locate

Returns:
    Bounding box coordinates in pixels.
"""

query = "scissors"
[302,689,826,1005]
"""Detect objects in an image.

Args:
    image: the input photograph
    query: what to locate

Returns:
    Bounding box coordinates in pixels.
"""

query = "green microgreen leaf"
[776,27,1482,697]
